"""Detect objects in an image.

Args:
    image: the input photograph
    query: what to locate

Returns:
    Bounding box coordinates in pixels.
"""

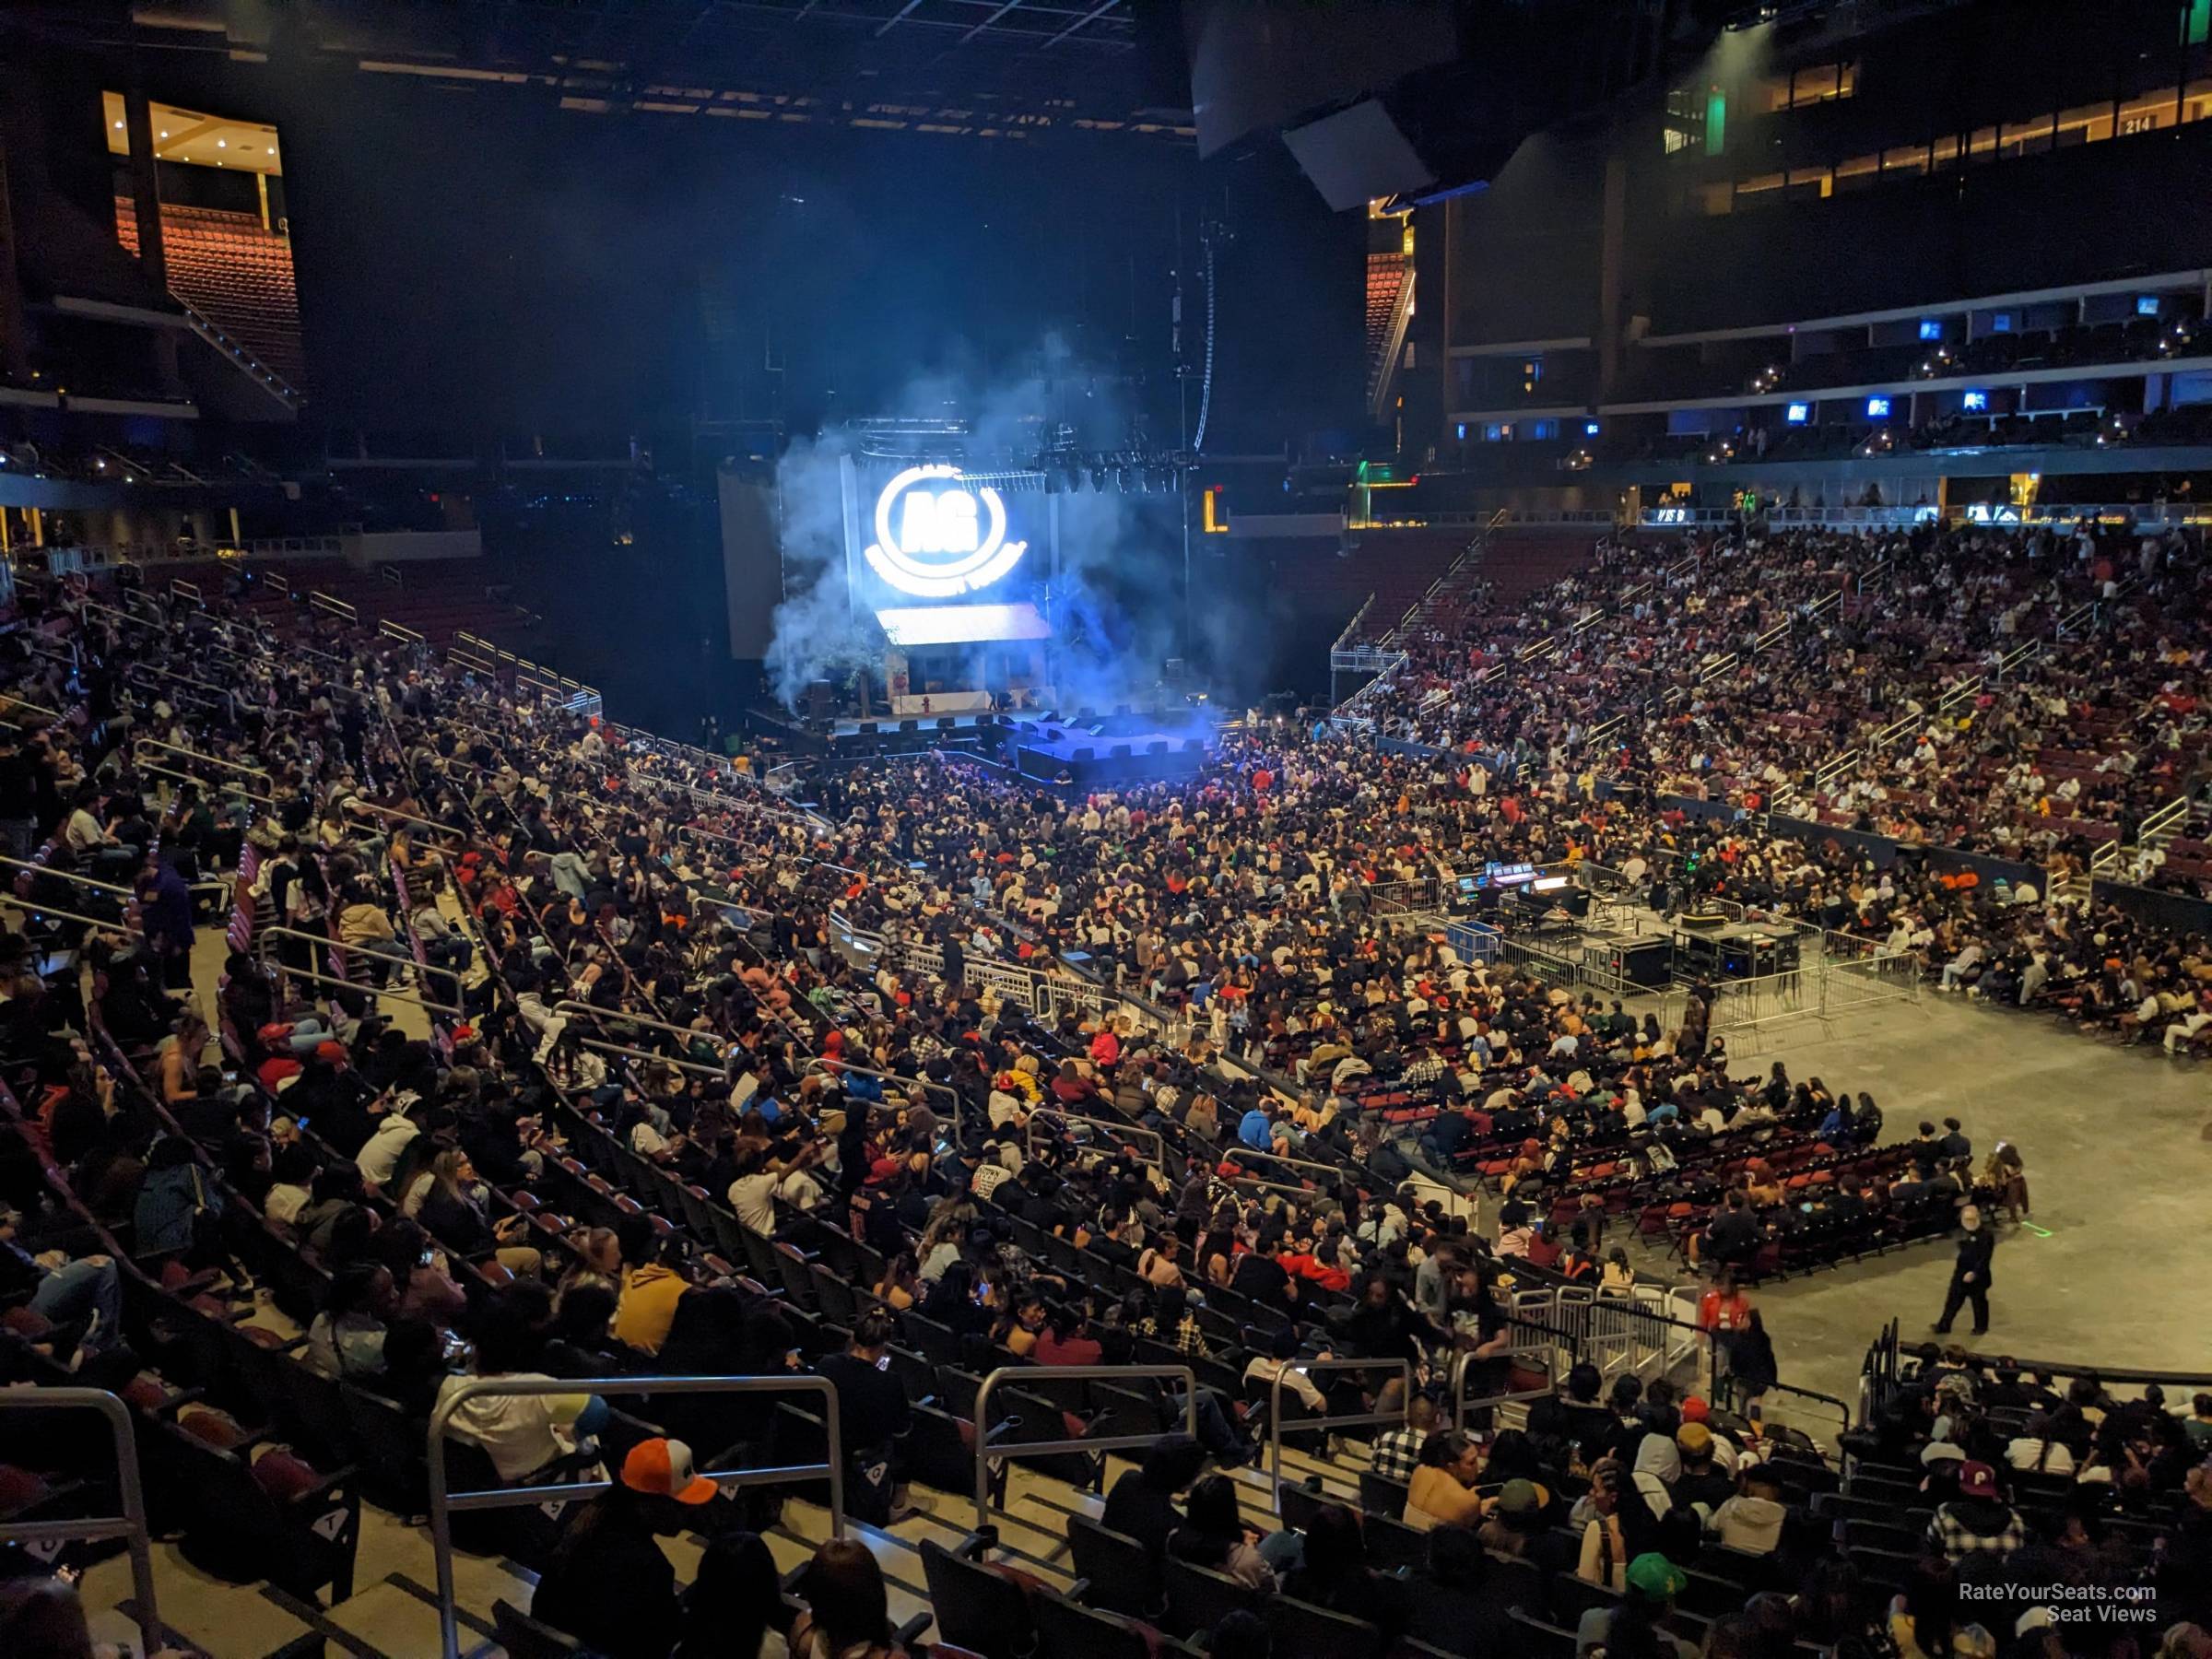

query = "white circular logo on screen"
[865,465,1030,598]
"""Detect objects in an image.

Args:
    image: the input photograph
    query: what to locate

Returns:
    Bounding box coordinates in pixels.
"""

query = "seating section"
[4,499,2211,1653]
[114,196,306,392]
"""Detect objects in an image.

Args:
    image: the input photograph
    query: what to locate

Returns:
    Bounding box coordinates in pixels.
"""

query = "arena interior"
[3,2,2211,1656]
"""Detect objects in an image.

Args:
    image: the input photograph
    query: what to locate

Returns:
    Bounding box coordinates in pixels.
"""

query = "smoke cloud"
[762,343,1273,714]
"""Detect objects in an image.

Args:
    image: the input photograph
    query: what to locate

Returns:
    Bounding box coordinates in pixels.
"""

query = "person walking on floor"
[1932,1205,1994,1336]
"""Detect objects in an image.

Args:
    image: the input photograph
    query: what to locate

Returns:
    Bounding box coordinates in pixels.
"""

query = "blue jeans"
[34,1255,122,1349]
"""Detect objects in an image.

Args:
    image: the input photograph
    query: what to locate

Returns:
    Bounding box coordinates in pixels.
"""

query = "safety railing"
[1449,1341,1563,1435]
[378,618,425,644]
[139,759,276,805]
[135,737,271,781]
[310,590,358,623]
[342,797,456,838]
[1222,1143,1354,1192]
[971,1364,1195,1531]
[1026,1108,1169,1171]
[0,1388,160,1656]
[1265,1356,1410,1504]
[261,927,466,1017]
[429,1373,843,1659]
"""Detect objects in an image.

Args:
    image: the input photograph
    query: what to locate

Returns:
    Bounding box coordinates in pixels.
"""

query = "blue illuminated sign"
[865,465,1029,598]
[1865,396,1892,418]
[1918,320,1943,341]
[1784,403,1810,425]
[1961,390,1988,411]
[2137,295,2161,317]
[1584,420,1602,436]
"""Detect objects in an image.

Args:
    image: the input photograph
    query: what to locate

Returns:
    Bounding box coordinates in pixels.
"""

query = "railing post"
[0,1389,160,1657]
[971,1364,1195,1533]
[429,1374,843,1659]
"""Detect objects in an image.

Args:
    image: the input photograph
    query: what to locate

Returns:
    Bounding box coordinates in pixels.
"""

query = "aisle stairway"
[67,1378,1412,1658]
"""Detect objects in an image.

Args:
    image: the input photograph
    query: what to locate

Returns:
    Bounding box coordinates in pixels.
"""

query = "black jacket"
[1949,1229,1995,1288]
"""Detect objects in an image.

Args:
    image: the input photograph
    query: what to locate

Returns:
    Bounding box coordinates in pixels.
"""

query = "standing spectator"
[1932,1206,1995,1336]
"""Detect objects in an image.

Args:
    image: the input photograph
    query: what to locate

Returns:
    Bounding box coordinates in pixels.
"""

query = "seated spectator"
[1101,1431,1206,1557]
[1167,1473,1277,1591]
[1405,1429,1486,1532]
[787,1538,903,1659]
[1926,1460,2025,1562]
[532,1437,719,1659]
[1575,1553,1699,1659]
[1706,1461,1789,1555]
[1370,1392,1436,1482]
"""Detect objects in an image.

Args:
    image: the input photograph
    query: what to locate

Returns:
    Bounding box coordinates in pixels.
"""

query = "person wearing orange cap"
[530,1435,717,1656]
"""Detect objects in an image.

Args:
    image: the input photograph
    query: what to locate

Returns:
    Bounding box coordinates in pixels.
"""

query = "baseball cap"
[1920,1441,1967,1466]
[1675,1422,1713,1456]
[1624,1553,1688,1602]
[1958,1460,1999,1499]
[622,1438,716,1504]
[865,1156,901,1186]
[1494,1478,1541,1515]
[1679,1395,1711,1423]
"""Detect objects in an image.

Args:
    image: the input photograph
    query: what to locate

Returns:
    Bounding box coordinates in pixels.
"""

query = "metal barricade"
[0,1388,160,1655]
[972,1365,1195,1531]
[429,1373,843,1659]
[1265,1356,1410,1505]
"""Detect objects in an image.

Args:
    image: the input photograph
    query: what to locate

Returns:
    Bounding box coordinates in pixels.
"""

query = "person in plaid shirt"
[1925,1461,2025,1562]
[1369,1394,1438,1482]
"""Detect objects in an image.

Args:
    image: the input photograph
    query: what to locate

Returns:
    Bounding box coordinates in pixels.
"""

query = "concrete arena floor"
[1684,990,2212,1407]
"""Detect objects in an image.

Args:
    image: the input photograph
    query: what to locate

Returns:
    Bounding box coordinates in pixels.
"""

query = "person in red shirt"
[1035,1306,1104,1366]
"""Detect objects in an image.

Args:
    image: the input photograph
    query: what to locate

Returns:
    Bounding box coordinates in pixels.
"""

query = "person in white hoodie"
[354,1092,423,1192]
[1705,1461,1790,1555]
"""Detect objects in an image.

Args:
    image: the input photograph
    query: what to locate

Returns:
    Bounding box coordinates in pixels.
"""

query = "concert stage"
[1004,710,1217,788]
[743,702,1221,787]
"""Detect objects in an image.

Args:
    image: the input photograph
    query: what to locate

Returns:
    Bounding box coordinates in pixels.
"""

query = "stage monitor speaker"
[900,719,918,733]
[858,721,877,735]
[1111,745,1132,759]
[1074,747,1095,761]
[937,717,957,731]
[1147,740,1169,755]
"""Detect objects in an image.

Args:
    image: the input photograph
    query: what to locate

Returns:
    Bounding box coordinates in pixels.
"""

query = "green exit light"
[2190,0,2211,45]
[1705,88,1727,154]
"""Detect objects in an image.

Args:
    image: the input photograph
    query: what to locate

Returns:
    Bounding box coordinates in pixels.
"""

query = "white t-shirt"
[435,1372,590,1482]
[728,1171,779,1234]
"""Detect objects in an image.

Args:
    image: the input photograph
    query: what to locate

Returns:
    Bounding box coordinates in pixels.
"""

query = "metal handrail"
[0,1388,160,1655]
[342,797,458,838]
[1026,1107,1169,1169]
[260,933,466,1017]
[429,1373,844,1659]
[971,1364,1196,1529]
[136,737,271,780]
[1450,1338,1563,1434]
[580,1037,722,1078]
[0,897,143,936]
[139,759,276,804]
[1221,1143,1354,1188]
[1265,1356,1411,1504]
[125,660,235,700]
[0,853,140,898]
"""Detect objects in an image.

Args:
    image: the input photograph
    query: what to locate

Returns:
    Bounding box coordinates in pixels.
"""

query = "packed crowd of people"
[0,523,2207,1658]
